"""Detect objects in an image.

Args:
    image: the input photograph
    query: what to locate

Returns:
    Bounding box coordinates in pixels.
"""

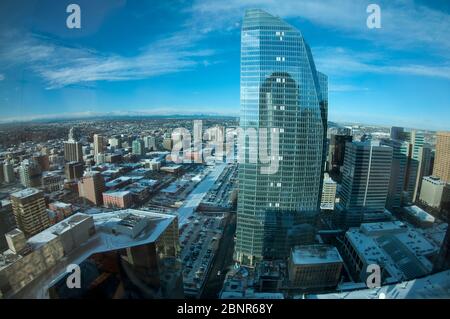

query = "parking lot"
[179,213,227,297]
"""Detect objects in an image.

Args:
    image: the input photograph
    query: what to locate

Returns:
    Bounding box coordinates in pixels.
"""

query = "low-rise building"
[102,190,133,209]
[419,176,446,209]
[288,245,343,291]
[403,205,435,228]
[0,210,183,299]
[341,221,440,285]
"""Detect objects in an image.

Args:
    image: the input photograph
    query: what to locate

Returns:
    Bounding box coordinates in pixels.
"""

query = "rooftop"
[1,209,177,298]
[404,206,436,223]
[103,190,131,197]
[10,188,41,199]
[346,221,441,281]
[291,245,343,265]
[308,269,450,299]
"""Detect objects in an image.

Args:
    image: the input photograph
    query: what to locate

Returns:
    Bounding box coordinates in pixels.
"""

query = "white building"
[419,176,446,208]
[341,221,441,285]
[321,174,337,210]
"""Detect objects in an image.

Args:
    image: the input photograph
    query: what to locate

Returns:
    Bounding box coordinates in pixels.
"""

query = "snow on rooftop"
[404,206,435,223]
[308,270,450,299]
[103,190,131,197]
[10,188,41,199]
[4,209,177,298]
[291,245,343,265]
[360,221,407,235]
[346,221,442,281]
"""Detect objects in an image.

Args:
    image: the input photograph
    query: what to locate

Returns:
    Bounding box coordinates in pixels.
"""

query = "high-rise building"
[328,134,353,176]
[78,171,105,206]
[380,139,410,210]
[336,142,393,228]
[64,141,83,162]
[93,134,106,158]
[3,159,15,184]
[108,137,122,149]
[41,171,63,193]
[433,132,450,183]
[64,127,84,163]
[235,9,327,265]
[19,159,42,188]
[144,136,157,151]
[403,131,423,203]
[419,176,446,209]
[64,161,84,180]
[390,126,405,141]
[162,137,173,151]
[321,174,337,210]
[0,200,16,251]
[0,161,4,184]
[32,153,50,171]
[10,188,50,237]
[132,138,145,156]
[413,145,433,201]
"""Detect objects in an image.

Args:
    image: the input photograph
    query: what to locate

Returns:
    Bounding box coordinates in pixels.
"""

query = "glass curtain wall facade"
[236,9,326,266]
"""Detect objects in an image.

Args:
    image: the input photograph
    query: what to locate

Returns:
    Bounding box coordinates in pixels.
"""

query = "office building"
[162,137,173,151]
[108,137,122,149]
[103,191,133,209]
[413,145,433,201]
[19,159,42,188]
[32,153,50,171]
[132,138,145,156]
[419,176,446,209]
[341,221,440,285]
[433,132,450,183]
[380,139,410,209]
[0,201,16,251]
[78,171,105,206]
[403,131,423,203]
[321,174,337,210]
[0,210,183,299]
[10,188,50,237]
[144,136,157,151]
[64,161,84,180]
[328,134,353,175]
[0,161,4,184]
[93,134,106,158]
[64,141,83,162]
[235,9,327,266]
[288,245,343,291]
[64,127,84,163]
[336,142,393,228]
[2,160,15,184]
[403,205,436,228]
[41,171,63,193]
[390,126,405,141]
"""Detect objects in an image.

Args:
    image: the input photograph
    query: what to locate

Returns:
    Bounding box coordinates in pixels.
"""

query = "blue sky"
[0,0,449,130]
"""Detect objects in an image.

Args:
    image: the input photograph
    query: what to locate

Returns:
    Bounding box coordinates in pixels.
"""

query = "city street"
[201,213,236,299]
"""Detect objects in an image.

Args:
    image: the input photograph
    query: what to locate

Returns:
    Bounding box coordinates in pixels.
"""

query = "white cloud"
[0,74,4,81]
[314,46,450,80]
[329,84,370,92]
[190,0,450,57]
[0,31,214,89]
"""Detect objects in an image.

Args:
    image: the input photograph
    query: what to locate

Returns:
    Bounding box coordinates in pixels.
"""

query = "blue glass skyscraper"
[236,9,327,266]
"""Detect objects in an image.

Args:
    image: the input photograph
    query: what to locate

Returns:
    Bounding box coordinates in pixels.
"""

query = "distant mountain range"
[0,110,240,124]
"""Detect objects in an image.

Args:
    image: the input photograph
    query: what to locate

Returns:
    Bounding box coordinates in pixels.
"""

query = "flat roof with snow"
[291,245,343,265]
[10,188,41,199]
